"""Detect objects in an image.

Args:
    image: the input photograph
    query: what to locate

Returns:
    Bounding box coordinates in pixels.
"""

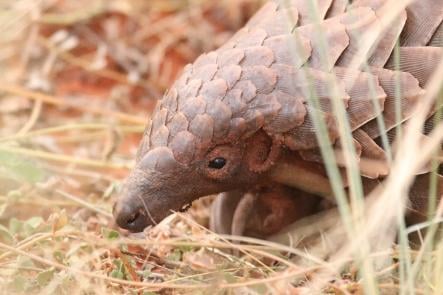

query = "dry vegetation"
[0,0,443,294]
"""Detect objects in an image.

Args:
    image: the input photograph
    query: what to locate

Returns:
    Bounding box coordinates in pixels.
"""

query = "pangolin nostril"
[126,211,140,226]
[113,202,149,232]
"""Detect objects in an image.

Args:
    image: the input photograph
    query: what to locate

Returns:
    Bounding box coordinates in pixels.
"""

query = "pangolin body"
[114,0,443,234]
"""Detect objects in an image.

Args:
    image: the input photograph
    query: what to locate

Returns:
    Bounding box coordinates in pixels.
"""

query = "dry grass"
[0,0,442,294]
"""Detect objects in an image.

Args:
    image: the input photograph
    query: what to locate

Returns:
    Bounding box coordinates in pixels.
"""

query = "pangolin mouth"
[178,202,193,213]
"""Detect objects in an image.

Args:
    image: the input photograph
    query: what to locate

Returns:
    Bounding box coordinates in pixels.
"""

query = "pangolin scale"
[114,0,443,237]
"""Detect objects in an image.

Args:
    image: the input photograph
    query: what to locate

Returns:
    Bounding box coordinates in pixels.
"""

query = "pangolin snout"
[113,168,157,232]
[113,167,183,232]
[113,199,151,232]
[113,158,203,232]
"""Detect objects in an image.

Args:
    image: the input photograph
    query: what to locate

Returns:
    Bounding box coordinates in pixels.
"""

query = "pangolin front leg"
[210,185,323,238]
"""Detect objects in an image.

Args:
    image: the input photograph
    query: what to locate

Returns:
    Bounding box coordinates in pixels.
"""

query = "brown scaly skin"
[114,0,443,234]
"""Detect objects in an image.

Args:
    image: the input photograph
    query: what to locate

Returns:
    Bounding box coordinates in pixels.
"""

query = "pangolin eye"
[208,157,226,169]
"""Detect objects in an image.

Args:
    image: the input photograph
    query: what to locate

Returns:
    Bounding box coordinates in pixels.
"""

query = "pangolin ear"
[244,130,282,173]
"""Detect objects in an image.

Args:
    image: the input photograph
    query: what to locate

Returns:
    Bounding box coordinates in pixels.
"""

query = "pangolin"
[113,0,443,236]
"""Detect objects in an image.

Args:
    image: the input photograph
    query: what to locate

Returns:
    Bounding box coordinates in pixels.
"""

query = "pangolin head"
[112,50,294,232]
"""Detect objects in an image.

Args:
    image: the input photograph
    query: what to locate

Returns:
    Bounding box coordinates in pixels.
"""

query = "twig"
[0,123,141,142]
[0,145,132,170]
[0,84,147,124]
[54,189,113,218]
[17,99,42,135]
